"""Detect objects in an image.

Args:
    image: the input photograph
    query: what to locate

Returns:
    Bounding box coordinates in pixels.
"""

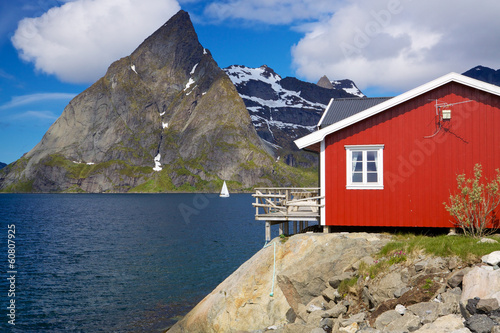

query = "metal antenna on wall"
[424,99,472,138]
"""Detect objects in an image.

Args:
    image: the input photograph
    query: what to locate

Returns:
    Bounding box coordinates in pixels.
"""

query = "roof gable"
[295,72,500,150]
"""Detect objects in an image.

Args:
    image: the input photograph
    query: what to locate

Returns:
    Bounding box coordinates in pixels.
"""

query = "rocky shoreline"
[168,233,500,333]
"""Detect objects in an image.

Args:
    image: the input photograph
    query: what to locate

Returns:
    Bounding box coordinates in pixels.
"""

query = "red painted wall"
[324,82,500,228]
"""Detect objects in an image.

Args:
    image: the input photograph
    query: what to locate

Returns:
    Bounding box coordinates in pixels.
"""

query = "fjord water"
[0,193,268,332]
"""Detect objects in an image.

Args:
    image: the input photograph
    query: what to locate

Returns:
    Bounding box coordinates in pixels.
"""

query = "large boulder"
[168,233,389,332]
[461,266,500,305]
[413,314,467,332]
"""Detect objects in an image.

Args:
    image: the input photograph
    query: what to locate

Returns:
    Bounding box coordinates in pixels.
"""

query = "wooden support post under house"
[265,221,271,242]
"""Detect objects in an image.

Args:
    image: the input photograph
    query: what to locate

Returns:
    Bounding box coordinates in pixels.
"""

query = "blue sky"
[1,0,500,164]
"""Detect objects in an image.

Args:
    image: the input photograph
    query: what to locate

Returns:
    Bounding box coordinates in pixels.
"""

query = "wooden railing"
[253,188,323,241]
[253,187,322,220]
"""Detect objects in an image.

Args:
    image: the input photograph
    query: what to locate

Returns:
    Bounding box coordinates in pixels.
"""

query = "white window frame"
[345,144,384,190]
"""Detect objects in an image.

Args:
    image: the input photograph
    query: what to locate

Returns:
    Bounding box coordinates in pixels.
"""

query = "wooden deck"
[253,187,323,241]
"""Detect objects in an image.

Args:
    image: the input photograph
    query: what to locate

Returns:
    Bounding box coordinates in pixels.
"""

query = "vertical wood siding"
[324,82,500,228]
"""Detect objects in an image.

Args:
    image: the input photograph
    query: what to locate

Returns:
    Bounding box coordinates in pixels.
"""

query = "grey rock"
[448,268,471,288]
[394,286,411,298]
[461,267,500,305]
[374,310,402,330]
[319,317,334,330]
[323,303,347,318]
[482,251,500,266]
[358,329,381,333]
[412,314,467,332]
[415,260,427,272]
[476,298,500,313]
[466,298,481,316]
[448,256,461,270]
[408,302,440,324]
[362,286,376,309]
[339,312,366,327]
[479,238,498,244]
[385,312,421,332]
[439,291,461,315]
[286,308,296,323]
[370,272,407,305]
[306,296,327,313]
[322,287,340,303]
[465,314,495,333]
[310,328,326,333]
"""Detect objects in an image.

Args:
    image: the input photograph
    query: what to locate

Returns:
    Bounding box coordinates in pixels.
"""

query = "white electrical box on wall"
[442,109,451,120]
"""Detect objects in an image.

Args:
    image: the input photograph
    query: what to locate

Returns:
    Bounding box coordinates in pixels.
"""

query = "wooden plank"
[252,203,286,208]
[287,195,323,203]
[252,194,287,198]
[286,202,324,207]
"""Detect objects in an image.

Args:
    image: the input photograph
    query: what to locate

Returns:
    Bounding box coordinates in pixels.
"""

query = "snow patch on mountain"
[224,64,364,152]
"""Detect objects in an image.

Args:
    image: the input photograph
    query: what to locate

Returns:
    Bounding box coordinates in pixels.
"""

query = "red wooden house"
[295,72,500,229]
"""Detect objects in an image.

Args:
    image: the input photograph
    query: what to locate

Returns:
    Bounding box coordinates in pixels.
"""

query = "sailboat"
[220,181,230,198]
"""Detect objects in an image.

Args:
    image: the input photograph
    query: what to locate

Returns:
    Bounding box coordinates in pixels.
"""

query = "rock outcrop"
[167,234,500,333]
[168,233,391,332]
[0,11,312,193]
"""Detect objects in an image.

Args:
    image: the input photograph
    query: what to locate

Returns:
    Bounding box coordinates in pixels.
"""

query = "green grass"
[384,234,500,261]
[338,276,359,296]
[422,279,433,290]
[358,233,500,280]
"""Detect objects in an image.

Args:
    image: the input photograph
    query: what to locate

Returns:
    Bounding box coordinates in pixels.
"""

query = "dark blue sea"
[0,193,274,332]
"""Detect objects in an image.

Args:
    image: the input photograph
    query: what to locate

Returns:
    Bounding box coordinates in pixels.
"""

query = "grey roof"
[319,97,393,128]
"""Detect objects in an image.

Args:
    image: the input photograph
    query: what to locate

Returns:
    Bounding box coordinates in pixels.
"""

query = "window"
[345,145,384,189]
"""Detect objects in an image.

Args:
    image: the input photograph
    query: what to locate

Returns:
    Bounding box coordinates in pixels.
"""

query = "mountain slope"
[0,11,310,193]
[463,65,500,86]
[224,65,364,165]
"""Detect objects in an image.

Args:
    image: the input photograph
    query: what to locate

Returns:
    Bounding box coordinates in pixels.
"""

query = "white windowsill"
[346,184,384,190]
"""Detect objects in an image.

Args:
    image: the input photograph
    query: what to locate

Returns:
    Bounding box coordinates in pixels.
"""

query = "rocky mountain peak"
[1,10,308,193]
[130,10,207,81]
[259,65,281,80]
[317,75,334,89]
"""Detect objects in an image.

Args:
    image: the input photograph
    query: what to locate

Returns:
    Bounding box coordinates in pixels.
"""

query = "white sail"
[220,181,229,197]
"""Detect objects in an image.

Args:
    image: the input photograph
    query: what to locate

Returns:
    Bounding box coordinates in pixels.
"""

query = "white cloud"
[291,0,500,93]
[12,0,181,83]
[0,93,76,110]
[12,110,59,121]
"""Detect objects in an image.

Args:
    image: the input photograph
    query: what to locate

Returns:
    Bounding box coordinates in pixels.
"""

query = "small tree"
[444,164,500,237]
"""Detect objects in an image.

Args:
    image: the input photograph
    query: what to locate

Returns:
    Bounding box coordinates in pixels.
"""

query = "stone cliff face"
[0,11,312,193]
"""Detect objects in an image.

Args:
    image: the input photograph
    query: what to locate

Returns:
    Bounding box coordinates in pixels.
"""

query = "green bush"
[444,164,500,237]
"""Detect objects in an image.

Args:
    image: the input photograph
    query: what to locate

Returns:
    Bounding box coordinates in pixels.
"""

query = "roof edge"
[316,98,334,129]
[295,72,500,149]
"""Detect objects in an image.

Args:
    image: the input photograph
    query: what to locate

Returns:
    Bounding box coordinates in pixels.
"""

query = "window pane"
[367,172,378,182]
[353,161,363,172]
[352,151,363,161]
[367,151,377,161]
[367,161,377,172]
[352,173,363,183]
